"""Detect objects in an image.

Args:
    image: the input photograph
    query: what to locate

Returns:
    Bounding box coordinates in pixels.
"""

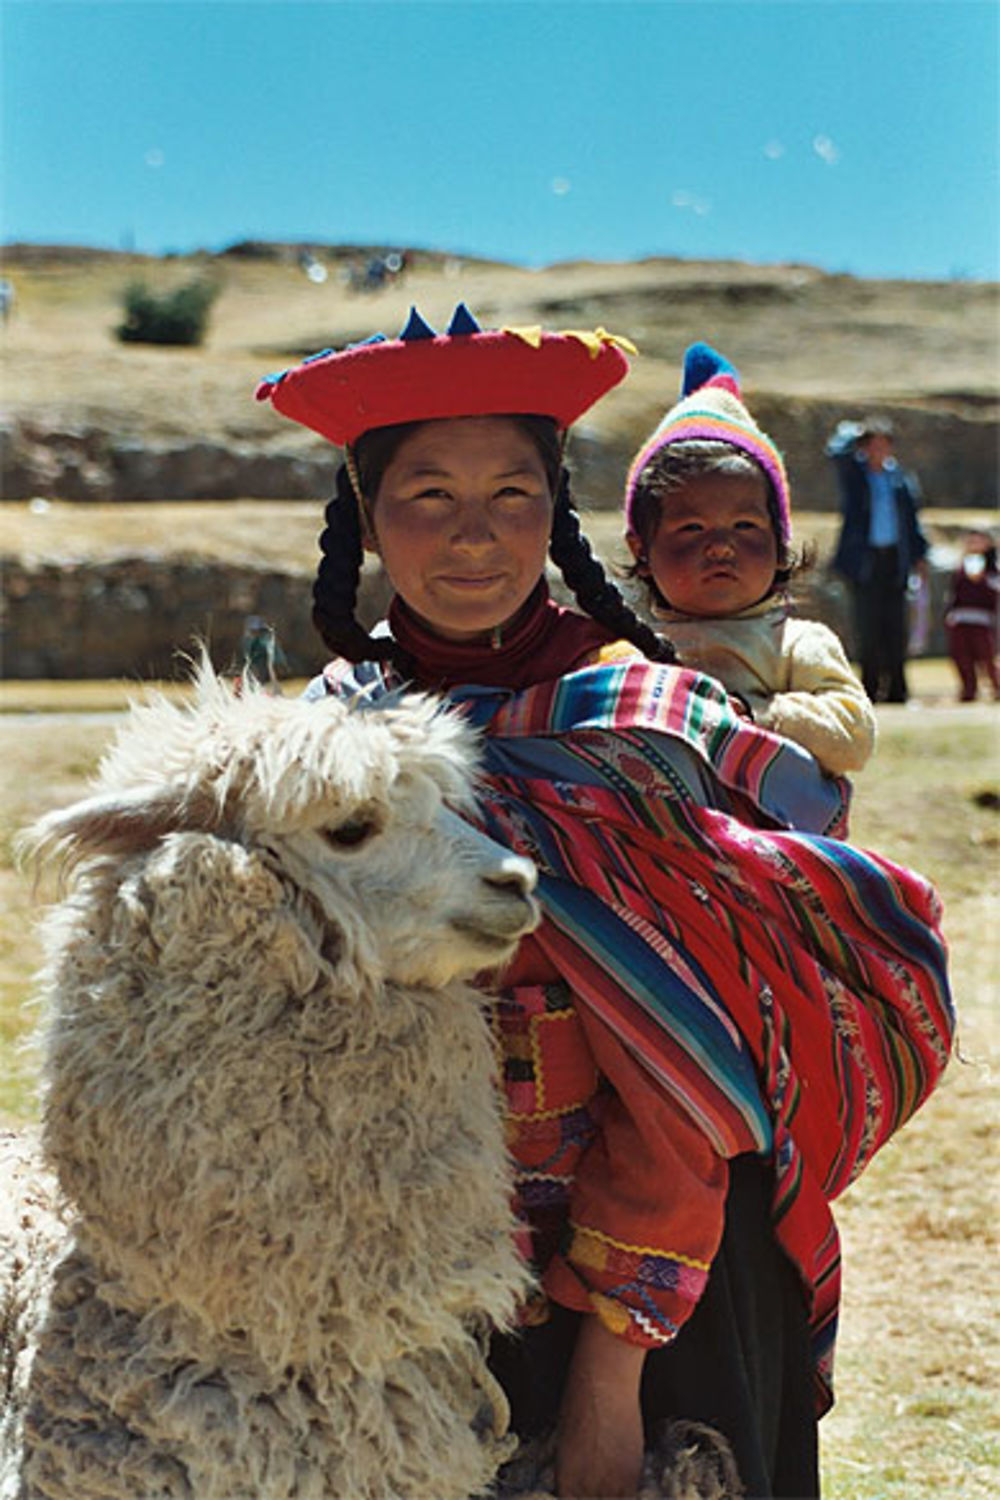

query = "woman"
[257,308,953,1499]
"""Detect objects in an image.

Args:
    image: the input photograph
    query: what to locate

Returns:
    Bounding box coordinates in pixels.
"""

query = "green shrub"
[116,277,219,347]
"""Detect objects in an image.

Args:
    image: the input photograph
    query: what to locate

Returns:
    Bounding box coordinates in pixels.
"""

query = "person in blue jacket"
[827,417,929,703]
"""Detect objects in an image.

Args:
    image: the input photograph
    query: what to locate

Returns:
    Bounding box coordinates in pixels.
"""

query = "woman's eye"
[322,817,378,849]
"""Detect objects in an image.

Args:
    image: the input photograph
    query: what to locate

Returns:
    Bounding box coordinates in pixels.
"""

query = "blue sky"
[3,0,997,280]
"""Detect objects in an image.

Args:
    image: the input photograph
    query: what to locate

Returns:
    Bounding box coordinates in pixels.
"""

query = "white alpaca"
[1,669,540,1500]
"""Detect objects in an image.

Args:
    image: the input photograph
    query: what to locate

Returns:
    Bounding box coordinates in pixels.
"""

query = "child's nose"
[705,531,736,556]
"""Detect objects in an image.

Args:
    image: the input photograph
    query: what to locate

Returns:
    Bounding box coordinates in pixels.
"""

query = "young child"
[944,529,1000,702]
[624,342,876,777]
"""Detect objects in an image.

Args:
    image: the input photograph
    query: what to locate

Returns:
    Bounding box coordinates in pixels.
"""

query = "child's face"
[964,531,991,555]
[632,470,778,617]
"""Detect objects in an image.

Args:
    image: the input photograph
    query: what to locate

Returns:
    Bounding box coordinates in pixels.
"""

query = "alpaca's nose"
[484,855,537,899]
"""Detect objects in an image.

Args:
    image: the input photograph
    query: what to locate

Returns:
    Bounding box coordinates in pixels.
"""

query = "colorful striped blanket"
[321,657,954,1409]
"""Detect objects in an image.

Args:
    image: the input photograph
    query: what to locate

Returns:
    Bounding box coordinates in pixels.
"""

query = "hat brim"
[256,329,629,446]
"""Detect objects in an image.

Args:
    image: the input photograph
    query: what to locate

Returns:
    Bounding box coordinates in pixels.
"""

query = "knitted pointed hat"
[256,304,635,446]
[624,342,791,545]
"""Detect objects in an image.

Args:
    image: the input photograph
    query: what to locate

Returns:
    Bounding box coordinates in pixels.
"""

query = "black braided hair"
[549,469,677,663]
[311,464,414,673]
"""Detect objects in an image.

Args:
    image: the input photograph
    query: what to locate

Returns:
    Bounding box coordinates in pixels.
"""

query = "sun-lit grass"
[0,716,111,1119]
[814,693,999,1498]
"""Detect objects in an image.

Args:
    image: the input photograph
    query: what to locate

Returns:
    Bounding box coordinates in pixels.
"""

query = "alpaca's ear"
[22,784,217,867]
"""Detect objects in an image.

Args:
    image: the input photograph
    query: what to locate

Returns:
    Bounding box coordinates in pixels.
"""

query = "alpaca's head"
[28,664,539,987]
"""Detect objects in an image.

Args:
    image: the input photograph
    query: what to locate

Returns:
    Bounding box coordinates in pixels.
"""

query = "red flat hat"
[255,305,635,446]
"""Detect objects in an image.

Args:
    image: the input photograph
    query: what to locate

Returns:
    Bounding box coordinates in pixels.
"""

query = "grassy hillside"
[3,243,996,451]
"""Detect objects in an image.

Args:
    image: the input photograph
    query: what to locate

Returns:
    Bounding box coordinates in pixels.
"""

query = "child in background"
[624,342,876,777]
[240,615,287,695]
[944,530,1000,702]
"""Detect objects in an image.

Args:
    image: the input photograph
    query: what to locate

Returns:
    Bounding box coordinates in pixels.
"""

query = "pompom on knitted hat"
[624,342,791,547]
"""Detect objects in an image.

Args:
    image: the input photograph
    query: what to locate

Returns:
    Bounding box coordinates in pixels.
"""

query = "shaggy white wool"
[3,668,540,1500]
[0,1131,68,1498]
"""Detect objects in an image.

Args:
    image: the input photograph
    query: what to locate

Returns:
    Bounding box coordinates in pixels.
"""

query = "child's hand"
[555,1315,645,1498]
[729,693,754,719]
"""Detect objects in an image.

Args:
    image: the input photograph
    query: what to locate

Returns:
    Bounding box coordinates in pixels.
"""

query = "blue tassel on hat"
[446,303,481,336]
[681,341,740,396]
[399,307,436,341]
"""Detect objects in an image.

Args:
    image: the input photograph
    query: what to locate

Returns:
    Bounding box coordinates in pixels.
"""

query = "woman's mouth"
[439,574,505,590]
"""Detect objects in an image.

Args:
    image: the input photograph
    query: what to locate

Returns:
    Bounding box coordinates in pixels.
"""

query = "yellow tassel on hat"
[500,325,639,359]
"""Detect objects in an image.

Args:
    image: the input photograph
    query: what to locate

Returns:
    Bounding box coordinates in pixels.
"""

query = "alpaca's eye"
[323,816,378,850]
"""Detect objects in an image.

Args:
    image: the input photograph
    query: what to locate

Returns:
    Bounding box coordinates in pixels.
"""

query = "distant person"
[298,251,328,285]
[624,342,875,778]
[827,416,929,704]
[944,529,1000,702]
[364,256,387,291]
[241,615,287,694]
[0,278,14,325]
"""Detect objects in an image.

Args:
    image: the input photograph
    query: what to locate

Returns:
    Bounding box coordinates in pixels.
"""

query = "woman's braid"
[549,470,677,663]
[311,465,408,669]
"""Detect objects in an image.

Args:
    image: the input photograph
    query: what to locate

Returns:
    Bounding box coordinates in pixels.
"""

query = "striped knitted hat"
[624,342,791,546]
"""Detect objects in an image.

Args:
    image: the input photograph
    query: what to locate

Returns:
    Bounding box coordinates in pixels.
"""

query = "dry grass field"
[0,668,997,1499]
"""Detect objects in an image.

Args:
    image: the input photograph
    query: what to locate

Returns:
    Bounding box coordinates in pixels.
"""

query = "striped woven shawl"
[323,657,954,1409]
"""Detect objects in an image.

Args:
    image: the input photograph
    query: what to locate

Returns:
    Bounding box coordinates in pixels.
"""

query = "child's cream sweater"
[654,596,876,775]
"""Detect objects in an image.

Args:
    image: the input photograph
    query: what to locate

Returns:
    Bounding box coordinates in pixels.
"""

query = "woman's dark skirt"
[489,1154,821,1499]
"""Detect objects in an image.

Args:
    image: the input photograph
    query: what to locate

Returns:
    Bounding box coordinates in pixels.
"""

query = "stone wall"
[0,421,333,504]
[751,396,998,510]
[1,552,955,680]
[3,399,997,509]
[1,557,391,680]
[2,404,987,679]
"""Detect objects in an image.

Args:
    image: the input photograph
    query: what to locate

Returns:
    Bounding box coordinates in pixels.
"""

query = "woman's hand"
[555,1314,646,1498]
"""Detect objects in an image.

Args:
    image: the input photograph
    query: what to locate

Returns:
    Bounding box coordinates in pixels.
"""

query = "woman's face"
[367,417,554,641]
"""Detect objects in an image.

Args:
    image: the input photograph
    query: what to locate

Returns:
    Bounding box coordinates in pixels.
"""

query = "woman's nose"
[452,502,495,546]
